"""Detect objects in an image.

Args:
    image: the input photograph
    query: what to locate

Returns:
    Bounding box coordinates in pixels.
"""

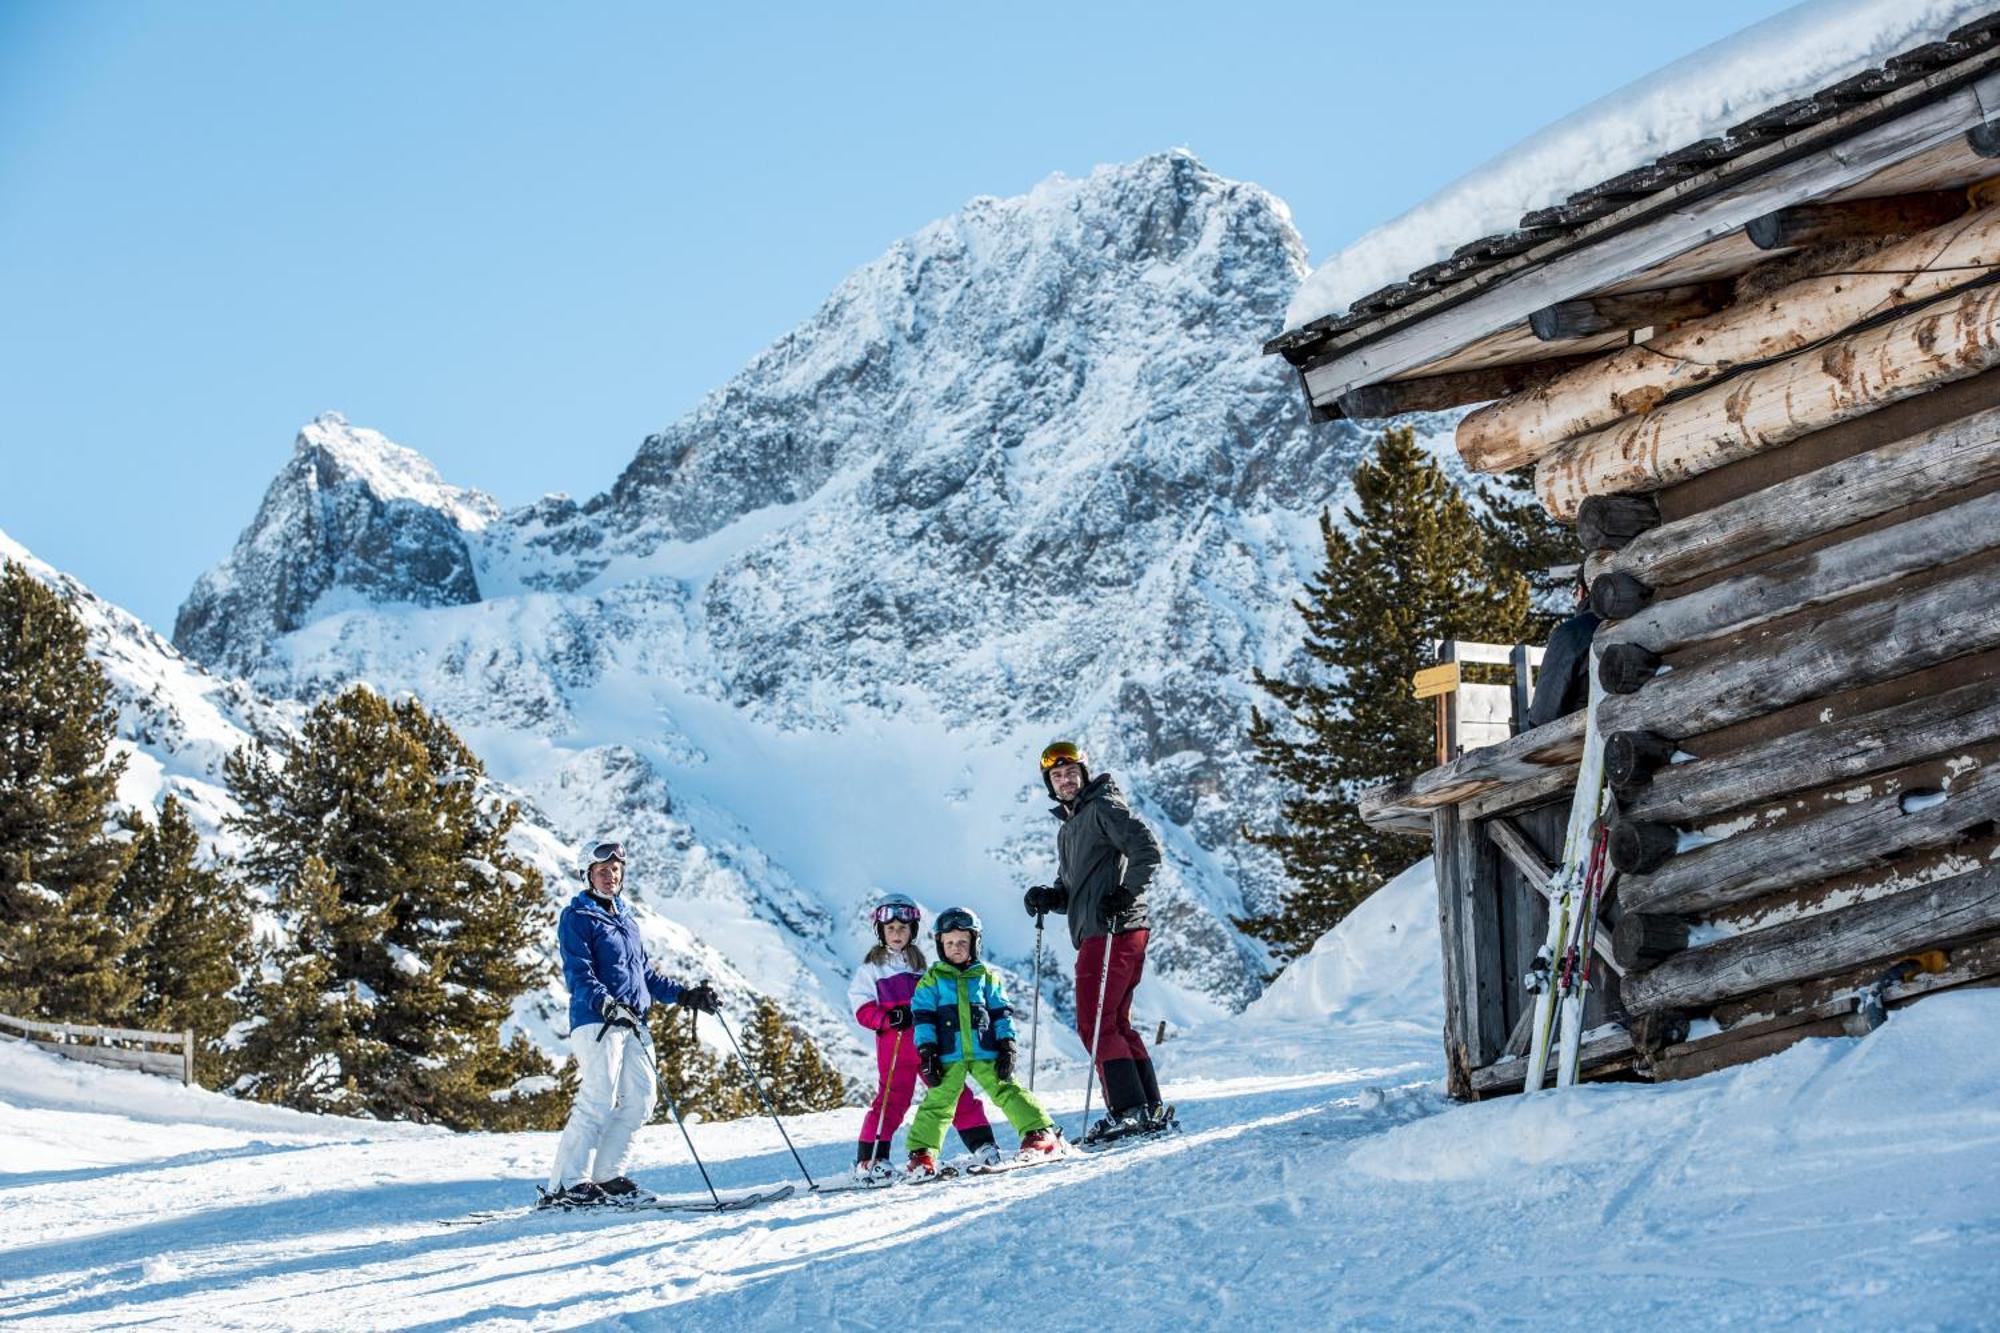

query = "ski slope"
[3,866,1998,1330]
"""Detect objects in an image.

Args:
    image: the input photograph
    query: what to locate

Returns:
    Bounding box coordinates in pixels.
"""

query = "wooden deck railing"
[0,1011,194,1084]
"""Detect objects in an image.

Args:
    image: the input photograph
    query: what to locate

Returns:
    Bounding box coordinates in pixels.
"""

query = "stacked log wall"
[1564,359,2000,1079]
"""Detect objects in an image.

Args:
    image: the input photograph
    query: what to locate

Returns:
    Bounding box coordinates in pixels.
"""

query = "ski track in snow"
[5,990,2000,1331]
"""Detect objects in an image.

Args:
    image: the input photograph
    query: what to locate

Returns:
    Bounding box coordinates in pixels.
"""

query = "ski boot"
[904,1149,941,1181]
[853,1157,896,1184]
[1142,1103,1180,1134]
[1083,1106,1149,1145]
[967,1141,1004,1169]
[1018,1127,1064,1159]
[537,1181,608,1210]
[595,1176,648,1204]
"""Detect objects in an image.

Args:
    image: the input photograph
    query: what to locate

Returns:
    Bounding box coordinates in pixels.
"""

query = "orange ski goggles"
[1039,741,1087,771]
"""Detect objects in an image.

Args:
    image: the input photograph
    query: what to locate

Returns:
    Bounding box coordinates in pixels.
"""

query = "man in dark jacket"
[1022,740,1168,1140]
[544,838,719,1207]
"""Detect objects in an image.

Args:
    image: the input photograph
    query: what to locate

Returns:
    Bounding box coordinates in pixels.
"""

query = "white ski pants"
[546,1022,657,1191]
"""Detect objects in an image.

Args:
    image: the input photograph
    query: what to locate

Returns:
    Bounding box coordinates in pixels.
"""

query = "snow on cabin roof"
[1276,0,2000,344]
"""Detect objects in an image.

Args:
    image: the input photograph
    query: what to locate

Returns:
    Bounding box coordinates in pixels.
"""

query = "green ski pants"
[908,1060,1051,1152]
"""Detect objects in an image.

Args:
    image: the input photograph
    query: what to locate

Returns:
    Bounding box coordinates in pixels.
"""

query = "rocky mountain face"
[171,151,1389,1056]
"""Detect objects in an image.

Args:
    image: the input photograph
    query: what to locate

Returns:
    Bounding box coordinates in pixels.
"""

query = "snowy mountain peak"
[173,416,499,677]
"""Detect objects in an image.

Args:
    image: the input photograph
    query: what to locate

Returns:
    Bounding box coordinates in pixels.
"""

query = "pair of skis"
[1524,655,1613,1093]
[445,1183,797,1227]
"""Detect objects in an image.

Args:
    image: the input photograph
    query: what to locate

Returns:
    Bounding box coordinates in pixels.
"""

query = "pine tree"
[0,562,138,1020]
[1241,427,1533,963]
[226,686,560,1128]
[727,998,850,1115]
[1475,465,1579,640]
[647,1005,750,1122]
[111,795,253,1085]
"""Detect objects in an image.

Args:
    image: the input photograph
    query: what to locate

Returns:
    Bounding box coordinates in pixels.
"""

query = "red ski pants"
[859,1027,989,1142]
[1075,928,1149,1071]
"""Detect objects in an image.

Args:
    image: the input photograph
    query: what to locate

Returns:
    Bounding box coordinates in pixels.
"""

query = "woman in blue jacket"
[544,839,718,1207]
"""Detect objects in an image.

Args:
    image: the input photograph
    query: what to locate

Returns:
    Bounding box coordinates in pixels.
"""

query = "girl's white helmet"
[578,838,626,880]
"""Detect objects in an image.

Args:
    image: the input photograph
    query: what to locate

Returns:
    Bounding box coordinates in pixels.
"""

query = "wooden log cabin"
[1267,13,2000,1098]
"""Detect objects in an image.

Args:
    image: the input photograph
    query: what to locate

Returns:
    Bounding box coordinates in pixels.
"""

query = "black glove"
[918,1044,944,1085]
[599,997,640,1032]
[994,1038,1016,1082]
[884,1003,912,1031]
[1101,882,1135,916]
[677,982,721,1014]
[1023,884,1066,917]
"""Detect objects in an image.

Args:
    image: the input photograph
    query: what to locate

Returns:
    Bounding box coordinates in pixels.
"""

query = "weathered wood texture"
[1710,929,2000,1029]
[1620,862,2000,1013]
[1302,64,2000,409]
[1528,282,1731,341]
[1576,494,1662,552]
[1536,282,2000,520]
[1612,913,1690,971]
[1596,555,2000,742]
[1598,487,2000,656]
[1487,816,1623,976]
[1592,400,2000,591]
[1622,747,2000,916]
[1648,1011,1856,1081]
[1619,678,2000,825]
[1434,806,1506,1098]
[1471,1027,1635,1095]
[1743,188,1970,250]
[1457,202,2000,472]
[1459,764,1577,823]
[1358,712,1586,827]
[1334,356,1599,420]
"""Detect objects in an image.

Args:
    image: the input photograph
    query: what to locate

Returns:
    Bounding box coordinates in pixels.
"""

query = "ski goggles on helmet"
[588,842,626,867]
[1039,741,1086,771]
[871,901,922,925]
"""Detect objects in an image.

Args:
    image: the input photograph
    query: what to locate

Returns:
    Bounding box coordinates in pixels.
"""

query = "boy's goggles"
[589,842,626,866]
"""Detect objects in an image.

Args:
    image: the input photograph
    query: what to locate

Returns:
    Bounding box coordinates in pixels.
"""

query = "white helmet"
[577,837,627,881]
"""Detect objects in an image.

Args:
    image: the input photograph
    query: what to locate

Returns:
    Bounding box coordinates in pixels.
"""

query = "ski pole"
[712,1011,818,1190]
[624,1022,722,1209]
[1028,911,1045,1090]
[868,1022,904,1167]
[1076,930,1114,1142]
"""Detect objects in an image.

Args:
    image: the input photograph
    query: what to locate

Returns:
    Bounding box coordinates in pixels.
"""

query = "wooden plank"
[1459,765,1576,822]
[1595,401,2000,591]
[1299,66,2000,411]
[1597,553,2000,743]
[1743,188,1970,249]
[1649,1012,1855,1081]
[1432,806,1478,1101]
[1621,748,2000,916]
[1535,282,2000,520]
[1528,282,1732,341]
[1333,356,1599,419]
[0,1011,187,1046]
[1600,487,2000,655]
[1620,861,2000,1013]
[1488,816,1624,976]
[1620,677,2000,824]
[1710,930,2000,1029]
[21,1041,187,1077]
[1472,1027,1635,1095]
[1358,711,1586,827]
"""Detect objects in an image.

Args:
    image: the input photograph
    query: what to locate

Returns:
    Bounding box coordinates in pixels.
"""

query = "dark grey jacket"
[1051,774,1161,948]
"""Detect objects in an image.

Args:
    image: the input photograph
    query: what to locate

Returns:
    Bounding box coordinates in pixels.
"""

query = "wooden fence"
[0,1011,194,1085]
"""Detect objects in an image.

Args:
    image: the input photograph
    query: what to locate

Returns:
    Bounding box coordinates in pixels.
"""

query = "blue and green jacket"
[912,959,1016,1065]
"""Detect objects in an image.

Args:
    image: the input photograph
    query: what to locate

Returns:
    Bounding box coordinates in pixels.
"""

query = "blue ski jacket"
[557,890,689,1033]
[911,960,1017,1065]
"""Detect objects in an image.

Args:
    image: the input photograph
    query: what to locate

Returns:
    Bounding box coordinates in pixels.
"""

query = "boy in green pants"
[906,906,1061,1177]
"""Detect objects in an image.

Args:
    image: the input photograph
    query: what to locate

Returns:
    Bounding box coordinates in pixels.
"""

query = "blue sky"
[1,0,1797,631]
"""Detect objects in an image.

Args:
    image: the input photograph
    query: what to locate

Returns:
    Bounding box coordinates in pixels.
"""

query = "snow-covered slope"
[1286,0,1997,328]
[171,151,1393,1040]
[5,867,1995,1331]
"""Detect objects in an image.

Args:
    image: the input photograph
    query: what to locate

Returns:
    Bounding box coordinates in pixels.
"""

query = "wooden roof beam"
[1744,188,1970,249]
[1527,281,1732,342]
[1331,354,1598,420]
